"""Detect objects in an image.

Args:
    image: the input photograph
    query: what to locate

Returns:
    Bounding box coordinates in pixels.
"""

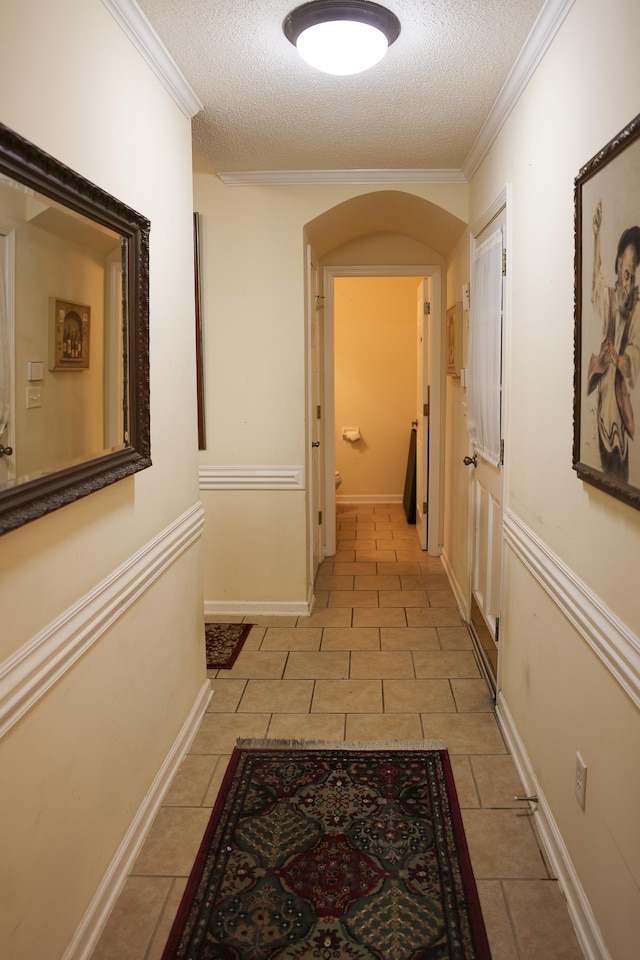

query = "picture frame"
[573,113,640,510]
[446,301,463,377]
[193,212,206,449]
[49,297,90,371]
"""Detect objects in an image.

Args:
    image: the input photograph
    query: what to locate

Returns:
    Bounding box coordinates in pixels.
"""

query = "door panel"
[468,208,506,686]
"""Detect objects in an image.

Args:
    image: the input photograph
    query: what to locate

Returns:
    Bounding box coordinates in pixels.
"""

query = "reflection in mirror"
[0,123,151,535]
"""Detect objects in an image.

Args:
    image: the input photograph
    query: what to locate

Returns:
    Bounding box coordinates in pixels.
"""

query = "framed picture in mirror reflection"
[49,297,90,371]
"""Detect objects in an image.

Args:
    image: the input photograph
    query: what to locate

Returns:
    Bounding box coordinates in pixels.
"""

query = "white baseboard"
[336,494,403,504]
[496,692,611,960]
[440,548,469,621]
[63,679,212,960]
[204,599,311,618]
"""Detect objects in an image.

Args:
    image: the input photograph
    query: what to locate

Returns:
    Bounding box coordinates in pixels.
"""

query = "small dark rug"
[161,741,491,960]
[205,622,253,669]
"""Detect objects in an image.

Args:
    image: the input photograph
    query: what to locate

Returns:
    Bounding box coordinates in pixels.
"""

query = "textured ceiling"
[136,0,546,174]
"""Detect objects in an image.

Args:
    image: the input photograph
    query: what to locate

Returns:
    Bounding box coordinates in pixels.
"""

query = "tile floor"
[91,503,584,960]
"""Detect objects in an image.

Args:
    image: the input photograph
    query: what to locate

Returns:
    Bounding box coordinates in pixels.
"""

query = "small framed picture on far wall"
[49,297,90,371]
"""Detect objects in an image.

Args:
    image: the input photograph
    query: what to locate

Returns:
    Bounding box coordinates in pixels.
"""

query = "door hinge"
[318,511,322,525]
[495,616,500,643]
[316,404,321,419]
[500,438,504,463]
[502,249,507,276]
[315,295,325,311]
[422,501,428,514]
[424,386,430,417]
[424,301,431,315]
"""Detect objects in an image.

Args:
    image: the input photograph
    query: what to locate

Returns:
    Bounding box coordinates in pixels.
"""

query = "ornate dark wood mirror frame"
[0,123,151,536]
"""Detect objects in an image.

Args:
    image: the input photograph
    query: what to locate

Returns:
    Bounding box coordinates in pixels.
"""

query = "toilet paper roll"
[343,428,361,441]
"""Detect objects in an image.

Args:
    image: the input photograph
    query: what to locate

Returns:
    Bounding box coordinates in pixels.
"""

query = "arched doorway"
[304,191,466,589]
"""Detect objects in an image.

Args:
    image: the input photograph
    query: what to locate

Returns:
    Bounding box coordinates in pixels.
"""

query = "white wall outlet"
[462,283,470,310]
[575,752,587,810]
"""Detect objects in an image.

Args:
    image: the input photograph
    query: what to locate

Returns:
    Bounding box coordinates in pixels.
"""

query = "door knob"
[0,445,13,457]
[311,441,320,448]
[463,455,477,467]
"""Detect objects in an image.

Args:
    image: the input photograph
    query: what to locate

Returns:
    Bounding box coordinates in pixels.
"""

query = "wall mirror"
[0,123,151,536]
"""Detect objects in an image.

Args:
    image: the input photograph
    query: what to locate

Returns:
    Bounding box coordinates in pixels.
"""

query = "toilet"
[335,471,342,489]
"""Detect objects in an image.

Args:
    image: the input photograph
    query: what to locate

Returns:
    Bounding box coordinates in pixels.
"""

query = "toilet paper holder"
[342,427,361,441]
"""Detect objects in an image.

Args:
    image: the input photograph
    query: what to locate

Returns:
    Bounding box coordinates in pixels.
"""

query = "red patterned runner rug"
[161,740,491,959]
[205,623,253,669]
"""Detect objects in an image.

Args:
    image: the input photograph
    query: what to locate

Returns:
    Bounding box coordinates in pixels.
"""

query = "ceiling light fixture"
[283,0,401,76]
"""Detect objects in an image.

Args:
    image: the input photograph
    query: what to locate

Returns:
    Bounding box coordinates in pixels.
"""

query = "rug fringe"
[236,738,447,751]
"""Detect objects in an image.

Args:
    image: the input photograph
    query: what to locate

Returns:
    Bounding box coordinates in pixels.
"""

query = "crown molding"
[463,0,575,179]
[102,0,203,119]
[216,168,467,186]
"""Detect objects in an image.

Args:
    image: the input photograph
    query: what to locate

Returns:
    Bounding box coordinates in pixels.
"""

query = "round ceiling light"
[283,0,401,76]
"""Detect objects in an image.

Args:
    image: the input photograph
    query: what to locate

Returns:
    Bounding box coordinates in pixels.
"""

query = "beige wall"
[334,276,419,499]
[463,0,640,956]
[13,216,110,477]
[0,3,204,958]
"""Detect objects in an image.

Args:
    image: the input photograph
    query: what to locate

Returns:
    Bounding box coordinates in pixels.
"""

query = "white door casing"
[415,278,430,550]
[307,245,324,592]
[322,264,443,557]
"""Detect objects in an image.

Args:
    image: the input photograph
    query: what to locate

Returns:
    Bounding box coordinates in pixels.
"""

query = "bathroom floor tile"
[238,679,314,713]
[345,713,424,741]
[260,628,322,651]
[383,679,456,713]
[284,651,350,679]
[312,679,382,713]
[352,608,408,627]
[413,651,481,678]
[461,810,549,879]
[321,627,380,650]
[380,627,440,650]
[350,651,415,678]
[501,880,584,959]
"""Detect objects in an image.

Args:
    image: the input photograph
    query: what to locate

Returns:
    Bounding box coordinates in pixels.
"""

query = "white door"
[467,207,507,685]
[415,279,430,549]
[0,229,15,484]
[307,246,323,583]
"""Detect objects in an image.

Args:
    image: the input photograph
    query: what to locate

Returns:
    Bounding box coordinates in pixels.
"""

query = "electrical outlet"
[575,752,587,810]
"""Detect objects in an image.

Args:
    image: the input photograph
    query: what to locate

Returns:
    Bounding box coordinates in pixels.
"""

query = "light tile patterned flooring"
[91,504,584,960]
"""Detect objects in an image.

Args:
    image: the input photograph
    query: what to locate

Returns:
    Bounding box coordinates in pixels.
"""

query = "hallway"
[91,504,583,960]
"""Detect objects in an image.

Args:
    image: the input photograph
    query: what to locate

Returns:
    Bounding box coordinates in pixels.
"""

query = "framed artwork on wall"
[573,112,640,510]
[48,298,90,371]
[446,301,463,377]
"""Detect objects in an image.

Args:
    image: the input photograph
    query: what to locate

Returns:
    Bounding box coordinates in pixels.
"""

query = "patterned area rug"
[205,622,253,669]
[161,741,491,959]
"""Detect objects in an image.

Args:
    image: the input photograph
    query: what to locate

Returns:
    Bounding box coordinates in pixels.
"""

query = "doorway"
[320,264,443,558]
